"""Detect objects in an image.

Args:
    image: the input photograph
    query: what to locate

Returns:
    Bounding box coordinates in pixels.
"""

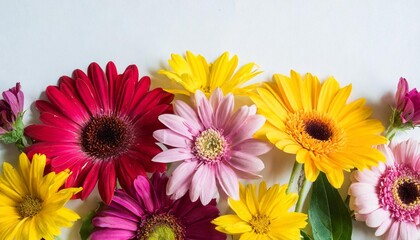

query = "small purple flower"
[395,77,420,125]
[385,78,420,140]
[0,83,24,134]
[91,172,225,240]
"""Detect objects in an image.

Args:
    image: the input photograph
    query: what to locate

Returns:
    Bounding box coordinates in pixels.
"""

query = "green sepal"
[0,112,25,144]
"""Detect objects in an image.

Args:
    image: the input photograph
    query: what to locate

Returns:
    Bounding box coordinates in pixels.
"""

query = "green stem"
[295,176,312,212]
[286,162,302,194]
[384,125,398,141]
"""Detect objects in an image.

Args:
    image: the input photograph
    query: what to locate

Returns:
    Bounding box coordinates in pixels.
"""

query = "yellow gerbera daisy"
[0,153,82,240]
[212,182,307,240]
[250,71,388,188]
[158,51,261,96]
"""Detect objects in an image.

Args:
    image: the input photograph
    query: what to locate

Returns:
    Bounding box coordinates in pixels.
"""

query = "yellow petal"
[258,181,267,202]
[224,221,252,234]
[327,84,352,118]
[325,169,345,188]
[259,185,281,215]
[162,88,191,96]
[304,158,320,182]
[29,154,47,195]
[229,198,253,222]
[239,232,259,240]
[273,73,299,112]
[316,76,340,113]
[1,162,28,197]
[212,214,243,228]
[245,184,258,215]
[186,51,209,87]
[228,63,261,92]
[209,52,235,89]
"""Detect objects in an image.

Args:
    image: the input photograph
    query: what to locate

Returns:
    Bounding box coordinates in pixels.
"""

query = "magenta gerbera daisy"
[349,139,420,240]
[91,172,225,240]
[152,88,272,205]
[25,62,174,204]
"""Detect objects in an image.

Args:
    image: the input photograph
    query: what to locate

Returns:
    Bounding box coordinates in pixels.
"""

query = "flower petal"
[232,139,272,156]
[91,229,136,240]
[216,163,239,200]
[195,90,213,128]
[158,114,195,139]
[190,164,216,205]
[133,175,155,212]
[152,148,194,163]
[214,93,234,128]
[98,161,116,205]
[167,161,198,199]
[153,129,191,148]
[229,151,265,173]
[173,100,203,133]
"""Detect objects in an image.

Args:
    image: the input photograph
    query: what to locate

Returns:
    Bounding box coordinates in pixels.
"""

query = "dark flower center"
[378,166,420,222]
[17,195,42,218]
[397,180,419,205]
[138,214,185,240]
[304,119,332,141]
[81,116,132,160]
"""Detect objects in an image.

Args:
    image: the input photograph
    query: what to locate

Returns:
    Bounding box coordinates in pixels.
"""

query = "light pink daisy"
[152,88,271,205]
[349,139,420,240]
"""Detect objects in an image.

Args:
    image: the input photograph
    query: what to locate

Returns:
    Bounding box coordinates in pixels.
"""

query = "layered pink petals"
[216,163,239,200]
[25,62,174,204]
[190,164,217,205]
[153,88,271,204]
[1,83,24,119]
[153,129,190,148]
[167,161,198,200]
[395,77,420,125]
[349,140,420,240]
[92,173,225,240]
[152,148,194,163]
[229,151,265,173]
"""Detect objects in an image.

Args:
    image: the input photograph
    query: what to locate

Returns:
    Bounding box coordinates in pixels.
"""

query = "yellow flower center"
[392,176,420,210]
[194,129,227,161]
[137,214,185,240]
[249,215,270,234]
[17,195,42,218]
[286,111,345,155]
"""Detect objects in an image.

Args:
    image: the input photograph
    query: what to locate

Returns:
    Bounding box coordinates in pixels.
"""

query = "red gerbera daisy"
[25,62,174,204]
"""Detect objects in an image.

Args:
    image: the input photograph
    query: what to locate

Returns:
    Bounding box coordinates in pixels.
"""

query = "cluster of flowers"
[0,52,418,240]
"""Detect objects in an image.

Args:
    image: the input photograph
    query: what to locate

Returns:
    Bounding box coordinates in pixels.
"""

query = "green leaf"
[80,203,103,240]
[308,173,352,240]
[301,230,313,240]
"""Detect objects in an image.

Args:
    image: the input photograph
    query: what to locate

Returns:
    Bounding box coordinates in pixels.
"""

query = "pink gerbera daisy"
[91,172,225,240]
[349,139,420,240]
[152,88,272,205]
[25,62,174,204]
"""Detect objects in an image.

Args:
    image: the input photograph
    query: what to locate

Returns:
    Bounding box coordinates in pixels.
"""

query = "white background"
[1,0,420,239]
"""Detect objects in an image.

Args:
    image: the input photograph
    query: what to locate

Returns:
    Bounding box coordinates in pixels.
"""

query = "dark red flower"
[25,62,173,204]
[91,173,225,240]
